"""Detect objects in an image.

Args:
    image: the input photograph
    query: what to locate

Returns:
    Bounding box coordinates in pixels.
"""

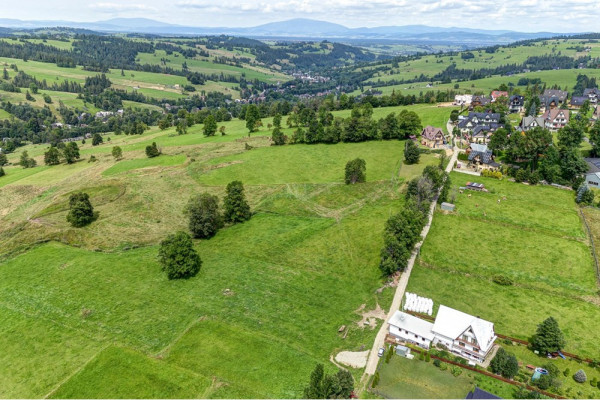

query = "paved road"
[361,127,458,383]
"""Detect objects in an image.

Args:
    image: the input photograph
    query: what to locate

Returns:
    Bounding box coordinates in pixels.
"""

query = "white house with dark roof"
[431,305,497,363]
[583,88,600,104]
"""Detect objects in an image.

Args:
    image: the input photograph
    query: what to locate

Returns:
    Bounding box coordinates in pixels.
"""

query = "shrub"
[88,155,97,163]
[111,146,123,160]
[0,166,4,177]
[185,193,223,239]
[515,168,529,183]
[158,231,202,280]
[345,158,366,184]
[439,362,448,371]
[529,170,540,185]
[590,377,597,387]
[433,359,441,367]
[536,374,551,390]
[493,275,514,286]
[66,192,96,228]
[564,368,571,377]
[419,352,425,361]
[145,142,161,158]
[425,352,431,362]
[371,372,380,388]
[573,369,587,383]
[385,347,393,363]
[451,366,463,376]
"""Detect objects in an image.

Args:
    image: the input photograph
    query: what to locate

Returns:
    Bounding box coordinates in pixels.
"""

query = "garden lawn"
[375,355,475,399]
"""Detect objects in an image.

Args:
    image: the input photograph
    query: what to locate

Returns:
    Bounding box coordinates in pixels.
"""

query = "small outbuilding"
[441,202,455,211]
[395,345,411,357]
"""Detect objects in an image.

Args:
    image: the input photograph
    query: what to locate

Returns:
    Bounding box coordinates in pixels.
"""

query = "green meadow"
[0,106,443,396]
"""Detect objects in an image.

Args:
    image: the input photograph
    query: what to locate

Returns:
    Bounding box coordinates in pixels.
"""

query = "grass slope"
[50,346,213,399]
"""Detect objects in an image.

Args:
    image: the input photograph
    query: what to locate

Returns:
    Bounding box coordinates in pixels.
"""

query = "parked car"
[377,347,385,357]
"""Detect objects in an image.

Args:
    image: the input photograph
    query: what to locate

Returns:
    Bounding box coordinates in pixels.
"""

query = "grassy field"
[0,108,443,397]
[49,346,214,399]
[407,173,600,359]
[102,154,187,176]
[3,103,454,164]
[359,38,600,84]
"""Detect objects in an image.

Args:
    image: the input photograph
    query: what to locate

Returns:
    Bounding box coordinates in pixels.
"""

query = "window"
[459,342,466,347]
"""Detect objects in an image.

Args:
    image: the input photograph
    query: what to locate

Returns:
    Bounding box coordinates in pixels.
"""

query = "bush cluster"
[481,169,502,179]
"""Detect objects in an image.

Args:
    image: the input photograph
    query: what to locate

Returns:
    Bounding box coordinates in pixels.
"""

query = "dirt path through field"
[360,127,458,390]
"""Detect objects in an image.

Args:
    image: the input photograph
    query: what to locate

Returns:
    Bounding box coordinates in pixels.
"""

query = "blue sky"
[3,0,599,32]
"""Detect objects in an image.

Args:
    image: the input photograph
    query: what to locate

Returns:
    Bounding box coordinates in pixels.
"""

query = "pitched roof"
[509,95,524,105]
[491,90,508,99]
[571,96,588,106]
[520,116,545,128]
[388,311,435,341]
[542,108,570,122]
[421,126,445,141]
[542,89,568,100]
[583,88,600,96]
[432,305,495,351]
[465,387,502,399]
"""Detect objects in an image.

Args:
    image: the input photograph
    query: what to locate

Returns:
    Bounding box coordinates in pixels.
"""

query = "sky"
[2,0,600,32]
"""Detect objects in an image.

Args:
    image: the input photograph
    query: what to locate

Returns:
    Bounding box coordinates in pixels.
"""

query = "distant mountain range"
[0,17,574,46]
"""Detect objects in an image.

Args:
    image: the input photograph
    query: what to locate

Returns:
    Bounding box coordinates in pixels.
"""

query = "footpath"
[360,137,458,387]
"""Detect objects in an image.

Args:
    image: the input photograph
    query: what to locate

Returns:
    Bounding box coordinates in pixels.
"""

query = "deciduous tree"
[111,146,123,160]
[344,158,366,184]
[203,115,217,137]
[44,146,61,165]
[185,193,223,239]
[66,192,96,227]
[158,231,202,280]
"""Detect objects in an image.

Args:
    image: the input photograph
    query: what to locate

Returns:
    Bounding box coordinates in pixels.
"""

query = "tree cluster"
[303,364,354,399]
[489,348,519,379]
[44,142,80,165]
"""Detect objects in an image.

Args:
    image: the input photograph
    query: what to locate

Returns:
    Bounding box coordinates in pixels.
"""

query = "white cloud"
[3,0,600,32]
[90,2,157,13]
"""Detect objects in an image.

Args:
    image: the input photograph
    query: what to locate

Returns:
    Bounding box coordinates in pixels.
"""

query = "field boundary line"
[42,344,110,399]
[156,317,204,357]
[579,208,600,284]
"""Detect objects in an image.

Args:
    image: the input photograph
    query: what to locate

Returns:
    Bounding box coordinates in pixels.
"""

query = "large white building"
[388,305,497,363]
[388,311,435,349]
